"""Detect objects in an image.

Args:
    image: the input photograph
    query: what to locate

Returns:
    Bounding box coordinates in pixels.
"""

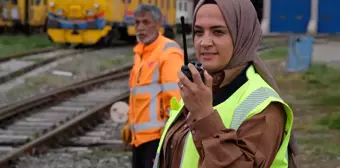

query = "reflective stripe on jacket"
[129,33,184,147]
[153,65,294,168]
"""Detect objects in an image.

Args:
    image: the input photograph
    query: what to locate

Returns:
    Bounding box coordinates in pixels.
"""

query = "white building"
[176,0,193,34]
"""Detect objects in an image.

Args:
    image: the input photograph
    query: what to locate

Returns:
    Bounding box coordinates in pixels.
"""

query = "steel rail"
[0,47,60,63]
[0,48,99,84]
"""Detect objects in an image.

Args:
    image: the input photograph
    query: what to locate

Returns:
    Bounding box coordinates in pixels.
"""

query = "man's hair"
[133,4,162,22]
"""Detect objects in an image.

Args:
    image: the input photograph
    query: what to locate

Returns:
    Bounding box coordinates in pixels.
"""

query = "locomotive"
[46,0,177,46]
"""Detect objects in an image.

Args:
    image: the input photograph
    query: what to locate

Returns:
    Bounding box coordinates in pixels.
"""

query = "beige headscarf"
[192,0,298,156]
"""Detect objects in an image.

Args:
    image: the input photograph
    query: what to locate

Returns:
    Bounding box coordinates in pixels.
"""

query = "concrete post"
[261,0,270,35]
[307,0,318,34]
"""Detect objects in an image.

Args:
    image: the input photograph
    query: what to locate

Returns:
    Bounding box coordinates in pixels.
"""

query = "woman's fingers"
[188,63,204,86]
[178,71,193,89]
[204,70,213,90]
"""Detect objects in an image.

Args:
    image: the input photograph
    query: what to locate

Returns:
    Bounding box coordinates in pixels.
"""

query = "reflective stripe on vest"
[153,87,289,168]
[230,87,280,129]
[163,41,181,51]
[130,42,181,132]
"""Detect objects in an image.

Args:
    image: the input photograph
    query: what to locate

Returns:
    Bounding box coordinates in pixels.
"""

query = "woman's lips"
[201,53,217,61]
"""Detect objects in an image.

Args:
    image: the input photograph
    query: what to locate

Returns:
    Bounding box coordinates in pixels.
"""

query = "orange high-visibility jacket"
[129,34,184,147]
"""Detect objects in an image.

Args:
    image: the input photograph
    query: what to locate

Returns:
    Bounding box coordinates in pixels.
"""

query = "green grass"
[317,112,340,130]
[270,55,340,165]
[98,52,134,71]
[298,64,340,131]
[300,64,340,107]
[260,46,288,60]
[99,58,125,71]
[0,34,54,57]
[297,135,340,157]
[284,63,340,132]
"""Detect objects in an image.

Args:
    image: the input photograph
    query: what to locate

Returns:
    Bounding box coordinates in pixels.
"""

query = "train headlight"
[55,8,63,15]
[49,1,54,7]
[86,10,95,16]
[94,3,99,9]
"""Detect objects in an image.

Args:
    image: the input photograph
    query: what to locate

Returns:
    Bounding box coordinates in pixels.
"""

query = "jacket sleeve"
[159,51,184,118]
[128,56,136,122]
[186,102,287,168]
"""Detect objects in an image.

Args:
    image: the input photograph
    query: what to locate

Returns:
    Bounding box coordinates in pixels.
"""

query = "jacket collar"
[133,33,163,55]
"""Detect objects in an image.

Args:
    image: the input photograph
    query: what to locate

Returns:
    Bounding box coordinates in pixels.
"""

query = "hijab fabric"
[192,0,298,156]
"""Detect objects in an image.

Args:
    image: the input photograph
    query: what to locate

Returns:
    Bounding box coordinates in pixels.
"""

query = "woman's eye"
[213,30,225,36]
[194,30,203,36]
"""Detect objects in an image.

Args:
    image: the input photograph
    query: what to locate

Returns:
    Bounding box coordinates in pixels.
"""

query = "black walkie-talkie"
[180,16,205,83]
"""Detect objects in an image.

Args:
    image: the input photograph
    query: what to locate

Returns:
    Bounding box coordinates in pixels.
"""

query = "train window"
[166,0,169,9]
[35,0,41,5]
[11,0,17,5]
[184,2,187,11]
[179,2,182,11]
[161,0,164,8]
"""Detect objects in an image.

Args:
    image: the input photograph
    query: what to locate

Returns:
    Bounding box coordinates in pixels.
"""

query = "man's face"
[134,12,161,44]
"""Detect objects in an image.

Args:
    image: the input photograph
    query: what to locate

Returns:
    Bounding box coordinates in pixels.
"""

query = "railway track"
[0,47,59,63]
[0,63,132,167]
[0,44,281,167]
[0,47,101,85]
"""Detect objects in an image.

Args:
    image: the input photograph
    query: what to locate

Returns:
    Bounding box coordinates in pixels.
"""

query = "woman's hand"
[178,63,215,119]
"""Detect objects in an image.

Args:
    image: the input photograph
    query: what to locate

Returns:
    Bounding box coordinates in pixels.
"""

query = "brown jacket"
[158,64,298,168]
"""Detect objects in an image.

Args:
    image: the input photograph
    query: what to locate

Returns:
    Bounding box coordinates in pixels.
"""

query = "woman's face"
[194,4,233,73]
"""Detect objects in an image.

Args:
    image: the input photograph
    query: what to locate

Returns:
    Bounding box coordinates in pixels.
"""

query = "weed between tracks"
[98,52,134,71]
[263,47,340,167]
[0,34,54,57]
[7,75,69,95]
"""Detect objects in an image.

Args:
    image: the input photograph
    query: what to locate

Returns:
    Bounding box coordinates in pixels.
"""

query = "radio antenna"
[180,16,189,65]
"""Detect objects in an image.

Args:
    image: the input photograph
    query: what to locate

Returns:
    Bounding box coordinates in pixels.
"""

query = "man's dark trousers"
[132,139,160,168]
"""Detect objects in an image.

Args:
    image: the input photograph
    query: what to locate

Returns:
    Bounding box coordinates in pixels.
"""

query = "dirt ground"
[265,59,340,168]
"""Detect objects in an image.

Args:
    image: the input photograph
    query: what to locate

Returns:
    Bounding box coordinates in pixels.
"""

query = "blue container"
[286,36,314,72]
[318,0,340,34]
[270,0,310,33]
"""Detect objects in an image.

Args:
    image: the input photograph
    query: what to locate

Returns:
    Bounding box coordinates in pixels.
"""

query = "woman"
[153,0,298,167]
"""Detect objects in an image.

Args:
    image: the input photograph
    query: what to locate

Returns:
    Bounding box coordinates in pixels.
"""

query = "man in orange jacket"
[121,4,184,168]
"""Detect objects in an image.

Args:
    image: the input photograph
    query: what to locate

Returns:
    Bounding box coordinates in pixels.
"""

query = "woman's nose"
[200,37,213,47]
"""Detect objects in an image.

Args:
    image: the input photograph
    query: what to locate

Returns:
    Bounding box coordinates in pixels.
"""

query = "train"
[0,0,47,34]
[0,0,266,45]
[45,0,263,46]
[3,0,340,46]
[46,0,177,46]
